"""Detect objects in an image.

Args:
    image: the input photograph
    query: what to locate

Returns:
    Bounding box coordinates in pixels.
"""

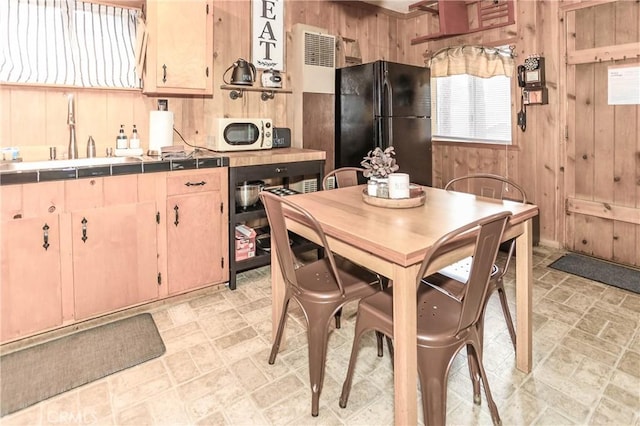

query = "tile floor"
[1,246,639,426]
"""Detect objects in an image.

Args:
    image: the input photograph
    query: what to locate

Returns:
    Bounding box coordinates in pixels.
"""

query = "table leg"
[515,218,533,372]
[392,264,419,425]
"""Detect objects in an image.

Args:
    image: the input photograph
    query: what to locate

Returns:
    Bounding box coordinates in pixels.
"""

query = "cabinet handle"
[162,64,167,83]
[81,217,88,242]
[275,167,287,173]
[42,223,50,250]
[173,205,179,226]
[185,181,206,187]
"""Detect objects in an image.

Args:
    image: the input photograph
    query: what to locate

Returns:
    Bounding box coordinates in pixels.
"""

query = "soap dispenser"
[129,125,140,149]
[116,124,128,149]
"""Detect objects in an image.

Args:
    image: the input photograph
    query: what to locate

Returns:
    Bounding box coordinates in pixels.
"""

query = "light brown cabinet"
[0,182,65,342]
[0,166,228,343]
[143,0,213,95]
[65,176,159,320]
[70,202,159,319]
[166,169,228,294]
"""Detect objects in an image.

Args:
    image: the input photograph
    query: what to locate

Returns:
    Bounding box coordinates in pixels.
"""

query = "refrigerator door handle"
[376,118,384,149]
[383,71,393,117]
[383,70,393,147]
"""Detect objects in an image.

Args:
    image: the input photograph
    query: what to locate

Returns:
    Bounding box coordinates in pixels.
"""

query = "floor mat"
[1,313,165,416]
[549,253,640,294]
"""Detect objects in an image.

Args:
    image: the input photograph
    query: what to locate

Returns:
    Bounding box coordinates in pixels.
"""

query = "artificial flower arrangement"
[360,146,399,178]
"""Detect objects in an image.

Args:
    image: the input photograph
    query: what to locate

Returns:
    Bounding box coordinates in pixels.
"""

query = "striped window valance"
[0,0,141,88]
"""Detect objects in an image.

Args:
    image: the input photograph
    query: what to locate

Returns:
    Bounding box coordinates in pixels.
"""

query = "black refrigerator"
[335,60,432,186]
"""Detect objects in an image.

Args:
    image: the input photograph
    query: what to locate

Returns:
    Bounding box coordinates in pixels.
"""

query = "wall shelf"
[220,84,292,101]
[409,0,515,44]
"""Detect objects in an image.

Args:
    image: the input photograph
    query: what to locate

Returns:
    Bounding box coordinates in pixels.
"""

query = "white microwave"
[211,118,273,151]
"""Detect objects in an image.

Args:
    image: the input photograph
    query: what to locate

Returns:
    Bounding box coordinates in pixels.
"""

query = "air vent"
[304,33,335,68]
[289,178,318,194]
[289,24,335,94]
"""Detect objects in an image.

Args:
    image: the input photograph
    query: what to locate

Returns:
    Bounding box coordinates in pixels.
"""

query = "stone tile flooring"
[2,246,639,425]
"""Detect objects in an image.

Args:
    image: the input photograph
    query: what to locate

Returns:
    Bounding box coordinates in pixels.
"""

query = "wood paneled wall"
[2,0,638,258]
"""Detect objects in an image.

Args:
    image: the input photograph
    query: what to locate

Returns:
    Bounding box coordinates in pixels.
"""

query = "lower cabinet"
[1,216,63,341]
[72,202,159,320]
[166,169,228,294]
[0,182,64,342]
[0,166,228,344]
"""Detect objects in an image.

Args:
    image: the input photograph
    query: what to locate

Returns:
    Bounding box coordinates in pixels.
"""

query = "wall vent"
[304,32,335,69]
[289,24,335,94]
[289,178,318,194]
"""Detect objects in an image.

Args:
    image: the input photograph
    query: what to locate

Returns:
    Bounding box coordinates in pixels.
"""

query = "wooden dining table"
[269,185,539,425]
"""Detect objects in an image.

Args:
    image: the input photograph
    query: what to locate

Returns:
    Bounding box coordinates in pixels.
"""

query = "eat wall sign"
[252,0,284,71]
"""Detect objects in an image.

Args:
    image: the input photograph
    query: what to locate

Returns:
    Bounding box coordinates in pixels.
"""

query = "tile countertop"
[223,147,326,167]
[0,148,326,185]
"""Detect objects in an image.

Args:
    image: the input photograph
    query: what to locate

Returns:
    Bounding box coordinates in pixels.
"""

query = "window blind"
[433,74,512,144]
[0,0,140,88]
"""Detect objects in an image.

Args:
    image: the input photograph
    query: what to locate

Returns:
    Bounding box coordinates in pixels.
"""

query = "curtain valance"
[427,45,515,78]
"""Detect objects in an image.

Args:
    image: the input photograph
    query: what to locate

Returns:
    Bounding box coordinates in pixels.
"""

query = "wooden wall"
[1,0,638,263]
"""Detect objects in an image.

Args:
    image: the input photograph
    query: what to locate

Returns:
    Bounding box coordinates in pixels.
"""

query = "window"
[0,0,140,88]
[433,74,512,144]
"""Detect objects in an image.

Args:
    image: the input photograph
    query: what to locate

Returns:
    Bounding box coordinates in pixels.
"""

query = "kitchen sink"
[0,156,144,172]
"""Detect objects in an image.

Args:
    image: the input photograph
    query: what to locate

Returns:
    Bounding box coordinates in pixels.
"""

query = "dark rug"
[549,253,640,294]
[1,313,165,417]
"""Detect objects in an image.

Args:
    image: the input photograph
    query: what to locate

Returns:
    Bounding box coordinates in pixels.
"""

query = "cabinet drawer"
[167,170,222,196]
[234,161,324,182]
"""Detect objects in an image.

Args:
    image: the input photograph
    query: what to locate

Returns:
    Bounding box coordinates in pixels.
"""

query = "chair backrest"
[444,173,527,204]
[259,191,346,295]
[444,173,527,275]
[416,211,510,333]
[322,167,365,190]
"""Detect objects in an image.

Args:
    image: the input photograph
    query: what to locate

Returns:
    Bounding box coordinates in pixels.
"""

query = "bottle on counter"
[129,125,140,149]
[86,136,96,158]
[116,124,128,149]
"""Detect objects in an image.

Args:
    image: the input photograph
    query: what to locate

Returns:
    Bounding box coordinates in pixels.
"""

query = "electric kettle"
[224,58,256,86]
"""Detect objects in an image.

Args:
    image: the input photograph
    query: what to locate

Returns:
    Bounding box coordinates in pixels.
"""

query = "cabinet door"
[1,216,62,342]
[72,202,158,320]
[145,0,213,94]
[167,191,223,294]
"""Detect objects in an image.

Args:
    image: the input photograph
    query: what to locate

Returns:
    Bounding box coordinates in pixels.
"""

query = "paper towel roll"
[148,110,174,155]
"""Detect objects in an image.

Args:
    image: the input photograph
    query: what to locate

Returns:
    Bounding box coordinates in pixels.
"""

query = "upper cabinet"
[143,0,213,95]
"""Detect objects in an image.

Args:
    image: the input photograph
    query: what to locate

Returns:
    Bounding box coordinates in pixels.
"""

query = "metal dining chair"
[322,167,365,190]
[322,167,390,359]
[339,211,511,426]
[260,191,382,417]
[434,173,528,348]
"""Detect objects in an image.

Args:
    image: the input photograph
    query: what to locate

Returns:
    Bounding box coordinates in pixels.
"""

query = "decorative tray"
[362,186,426,208]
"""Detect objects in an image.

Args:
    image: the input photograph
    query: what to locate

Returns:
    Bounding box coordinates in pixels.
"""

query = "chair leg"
[496,278,516,349]
[335,309,342,329]
[417,347,451,426]
[268,296,291,365]
[306,308,337,417]
[468,340,502,426]
[466,345,482,405]
[339,314,370,408]
[375,331,384,356]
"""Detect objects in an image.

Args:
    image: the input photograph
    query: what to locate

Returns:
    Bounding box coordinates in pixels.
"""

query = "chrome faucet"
[67,94,78,159]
